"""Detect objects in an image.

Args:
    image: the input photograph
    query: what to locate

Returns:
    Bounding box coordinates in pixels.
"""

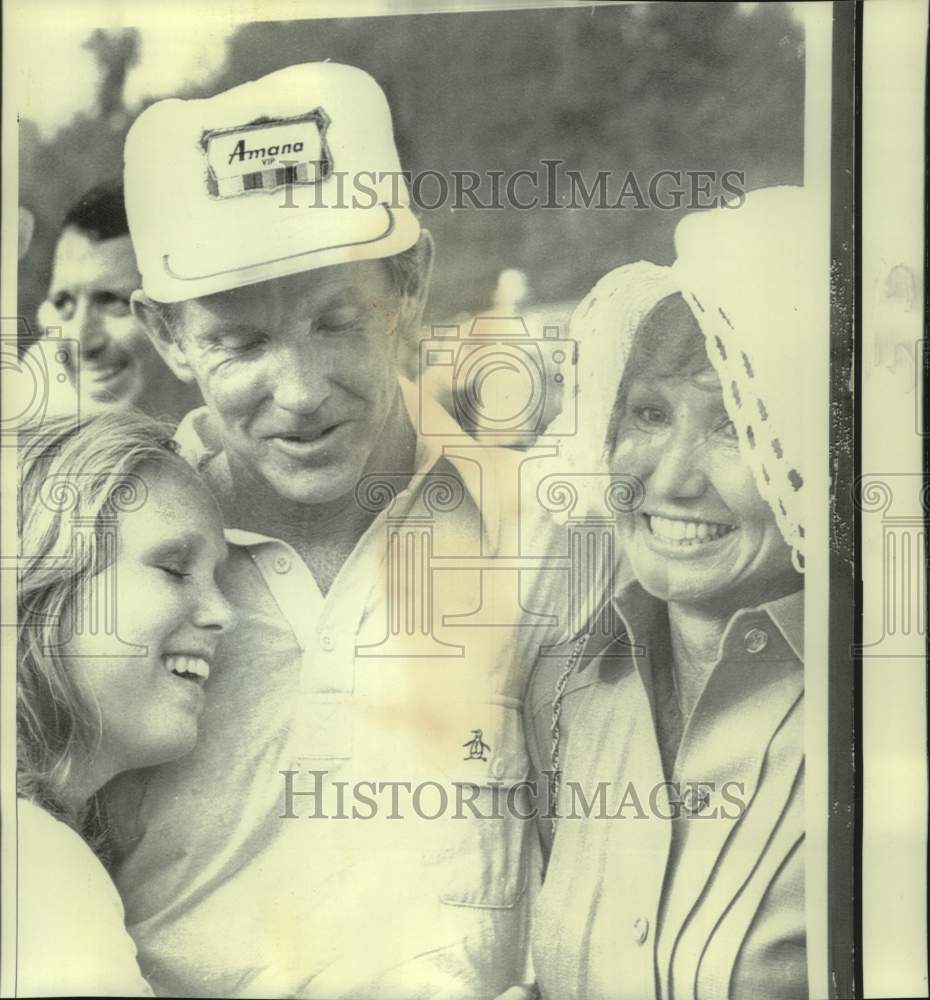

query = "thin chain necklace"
[548,633,589,833]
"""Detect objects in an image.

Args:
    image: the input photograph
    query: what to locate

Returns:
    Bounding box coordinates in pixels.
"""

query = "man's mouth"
[268,423,343,452]
[82,357,131,386]
[646,513,737,545]
[163,654,211,686]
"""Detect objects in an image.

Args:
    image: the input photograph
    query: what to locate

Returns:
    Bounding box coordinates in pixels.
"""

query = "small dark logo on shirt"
[463,729,491,762]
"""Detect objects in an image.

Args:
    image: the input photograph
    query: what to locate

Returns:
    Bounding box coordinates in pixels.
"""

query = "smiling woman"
[16,411,233,996]
[522,186,820,1000]
[607,291,801,626]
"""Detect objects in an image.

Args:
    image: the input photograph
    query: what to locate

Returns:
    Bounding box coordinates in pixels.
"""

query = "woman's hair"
[16,410,193,834]
[604,291,713,456]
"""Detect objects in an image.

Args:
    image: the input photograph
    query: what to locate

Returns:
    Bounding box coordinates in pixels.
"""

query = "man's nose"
[73,299,108,356]
[271,339,333,414]
[649,429,708,500]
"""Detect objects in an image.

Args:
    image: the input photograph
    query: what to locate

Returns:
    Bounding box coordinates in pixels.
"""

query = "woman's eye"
[718,419,739,442]
[631,404,668,430]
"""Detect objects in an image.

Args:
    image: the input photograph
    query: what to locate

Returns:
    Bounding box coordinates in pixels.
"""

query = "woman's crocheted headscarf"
[566,186,825,572]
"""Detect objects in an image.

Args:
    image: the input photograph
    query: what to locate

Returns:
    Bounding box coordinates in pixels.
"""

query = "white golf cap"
[124,62,421,302]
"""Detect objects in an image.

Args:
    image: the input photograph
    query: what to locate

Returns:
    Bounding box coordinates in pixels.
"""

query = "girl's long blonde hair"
[17,411,194,834]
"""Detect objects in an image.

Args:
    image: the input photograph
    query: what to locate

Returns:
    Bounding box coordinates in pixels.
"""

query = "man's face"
[42,230,163,408]
[166,261,406,505]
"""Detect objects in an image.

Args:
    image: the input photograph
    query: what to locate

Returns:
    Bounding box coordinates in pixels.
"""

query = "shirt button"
[744,626,769,653]
[632,916,649,944]
[681,784,711,815]
[273,555,292,574]
[319,631,335,652]
[491,757,506,780]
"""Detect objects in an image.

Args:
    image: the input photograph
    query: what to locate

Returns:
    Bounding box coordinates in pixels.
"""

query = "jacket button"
[632,916,649,944]
[744,626,769,653]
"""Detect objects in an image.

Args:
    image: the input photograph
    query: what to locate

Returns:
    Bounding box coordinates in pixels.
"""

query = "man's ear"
[131,291,197,384]
[397,228,435,339]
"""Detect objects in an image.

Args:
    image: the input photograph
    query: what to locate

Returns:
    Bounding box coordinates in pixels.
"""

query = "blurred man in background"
[32,181,200,423]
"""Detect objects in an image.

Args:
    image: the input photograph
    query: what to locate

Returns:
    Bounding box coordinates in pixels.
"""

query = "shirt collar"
[751,587,804,659]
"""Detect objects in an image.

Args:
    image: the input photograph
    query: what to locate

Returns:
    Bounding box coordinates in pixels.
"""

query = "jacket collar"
[574,580,804,673]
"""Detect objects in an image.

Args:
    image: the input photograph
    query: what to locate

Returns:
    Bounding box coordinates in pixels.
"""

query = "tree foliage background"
[18,2,804,331]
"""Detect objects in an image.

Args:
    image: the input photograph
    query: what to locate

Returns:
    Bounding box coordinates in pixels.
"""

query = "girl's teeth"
[648,515,735,544]
[165,655,211,681]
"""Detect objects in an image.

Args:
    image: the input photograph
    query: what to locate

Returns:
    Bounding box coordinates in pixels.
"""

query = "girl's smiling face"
[610,367,799,617]
[60,462,234,780]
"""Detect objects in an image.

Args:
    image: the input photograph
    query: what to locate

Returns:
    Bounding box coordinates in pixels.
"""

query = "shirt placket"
[658,610,803,1000]
[245,539,357,767]
[240,468,442,773]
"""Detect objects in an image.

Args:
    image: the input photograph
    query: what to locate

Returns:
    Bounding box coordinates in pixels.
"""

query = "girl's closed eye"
[148,542,194,581]
[157,564,190,581]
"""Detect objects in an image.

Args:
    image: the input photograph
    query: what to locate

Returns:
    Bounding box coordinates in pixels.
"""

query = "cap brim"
[145,203,420,302]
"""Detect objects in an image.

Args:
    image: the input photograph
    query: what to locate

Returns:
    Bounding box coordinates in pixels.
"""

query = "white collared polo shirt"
[107,385,590,999]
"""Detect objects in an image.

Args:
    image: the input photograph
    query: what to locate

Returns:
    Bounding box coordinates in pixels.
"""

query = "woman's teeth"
[164,655,211,683]
[647,514,736,544]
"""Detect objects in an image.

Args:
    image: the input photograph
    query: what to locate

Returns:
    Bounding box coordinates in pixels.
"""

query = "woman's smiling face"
[610,366,799,617]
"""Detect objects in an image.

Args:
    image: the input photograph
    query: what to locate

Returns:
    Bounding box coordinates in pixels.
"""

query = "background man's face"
[170,260,406,505]
[42,230,163,408]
